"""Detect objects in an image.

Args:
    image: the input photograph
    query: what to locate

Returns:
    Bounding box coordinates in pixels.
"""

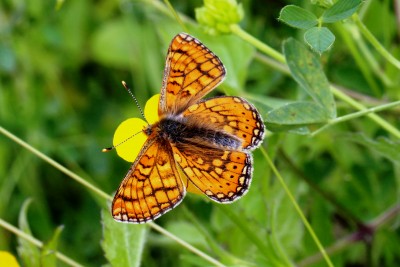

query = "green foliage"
[41,225,64,267]
[283,39,336,118]
[343,133,400,165]
[17,200,64,267]
[321,0,363,23]
[304,27,335,54]
[195,0,244,34]
[265,38,337,132]
[1,0,400,267]
[279,0,363,53]
[278,5,318,30]
[17,200,40,267]
[101,209,146,267]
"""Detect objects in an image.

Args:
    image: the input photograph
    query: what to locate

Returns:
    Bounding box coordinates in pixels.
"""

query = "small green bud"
[195,0,244,34]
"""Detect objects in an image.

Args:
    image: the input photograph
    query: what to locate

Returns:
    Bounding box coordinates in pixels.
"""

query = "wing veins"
[175,52,216,96]
[154,149,173,206]
[141,142,160,222]
[171,46,205,73]
[178,70,223,104]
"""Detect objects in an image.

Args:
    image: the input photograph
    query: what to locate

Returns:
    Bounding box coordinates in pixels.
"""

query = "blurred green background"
[1,0,399,266]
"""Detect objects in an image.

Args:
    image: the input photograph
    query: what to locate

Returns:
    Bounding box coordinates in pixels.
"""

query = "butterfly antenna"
[121,81,147,123]
[102,131,142,152]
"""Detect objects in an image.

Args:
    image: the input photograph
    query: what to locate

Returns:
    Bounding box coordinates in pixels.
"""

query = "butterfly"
[112,33,265,223]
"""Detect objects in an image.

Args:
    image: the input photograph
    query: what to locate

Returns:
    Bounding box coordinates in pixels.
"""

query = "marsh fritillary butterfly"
[112,33,265,223]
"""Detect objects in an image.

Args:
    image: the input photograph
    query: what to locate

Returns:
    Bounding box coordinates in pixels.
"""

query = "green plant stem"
[0,126,225,267]
[311,100,400,137]
[0,218,84,267]
[216,205,269,253]
[260,147,334,267]
[254,52,290,74]
[330,87,400,139]
[163,0,189,32]
[217,205,293,266]
[148,222,227,267]
[334,23,380,95]
[0,126,111,201]
[278,149,362,226]
[181,205,247,265]
[353,14,400,70]
[230,24,286,64]
[298,203,400,266]
[358,0,373,20]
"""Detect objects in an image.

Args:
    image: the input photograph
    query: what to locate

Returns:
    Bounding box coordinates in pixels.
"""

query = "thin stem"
[278,149,362,226]
[369,203,400,229]
[254,52,290,75]
[311,100,400,137]
[148,222,227,267]
[298,203,400,266]
[358,0,373,20]
[163,0,189,32]
[0,126,225,267]
[0,218,84,267]
[353,26,393,87]
[353,14,400,70]
[334,23,380,95]
[216,205,294,265]
[0,126,111,201]
[260,147,334,267]
[330,87,400,139]
[230,24,286,64]
[181,205,233,262]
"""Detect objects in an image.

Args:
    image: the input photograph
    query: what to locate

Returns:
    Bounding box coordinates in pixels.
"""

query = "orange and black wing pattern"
[159,33,226,115]
[172,143,252,203]
[183,96,265,150]
[112,139,185,223]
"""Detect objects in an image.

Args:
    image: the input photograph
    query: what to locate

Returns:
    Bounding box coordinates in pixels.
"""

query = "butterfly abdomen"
[158,117,242,149]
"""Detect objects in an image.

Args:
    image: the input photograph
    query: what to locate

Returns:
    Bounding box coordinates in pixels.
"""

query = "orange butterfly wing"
[172,143,252,202]
[112,139,185,223]
[159,33,226,115]
[183,96,265,150]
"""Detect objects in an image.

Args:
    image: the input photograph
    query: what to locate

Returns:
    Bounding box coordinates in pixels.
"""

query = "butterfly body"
[112,33,265,223]
[149,114,242,150]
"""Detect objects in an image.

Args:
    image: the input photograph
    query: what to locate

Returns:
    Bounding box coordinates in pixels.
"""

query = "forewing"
[172,143,252,203]
[159,33,226,115]
[183,96,265,150]
[112,139,185,223]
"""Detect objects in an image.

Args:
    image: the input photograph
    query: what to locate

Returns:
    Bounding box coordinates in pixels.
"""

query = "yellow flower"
[112,93,202,195]
[0,251,20,267]
[113,94,159,162]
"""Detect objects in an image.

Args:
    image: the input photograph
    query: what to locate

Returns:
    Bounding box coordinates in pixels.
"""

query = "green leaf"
[304,27,335,54]
[101,209,147,267]
[265,101,330,125]
[166,221,207,246]
[278,5,319,29]
[311,0,334,8]
[264,123,310,134]
[283,38,336,118]
[41,226,64,267]
[17,199,41,267]
[344,133,400,165]
[321,0,362,23]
